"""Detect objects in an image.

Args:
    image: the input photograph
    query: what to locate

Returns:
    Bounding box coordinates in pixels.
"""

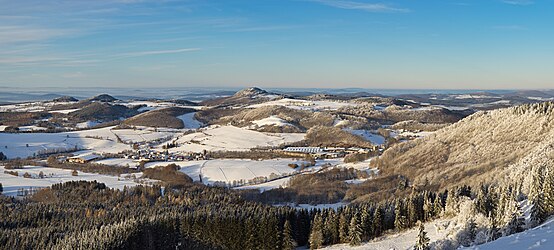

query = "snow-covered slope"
[462,218,554,250]
[0,165,145,196]
[0,126,176,159]
[166,125,304,153]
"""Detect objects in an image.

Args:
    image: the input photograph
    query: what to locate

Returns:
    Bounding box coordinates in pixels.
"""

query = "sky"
[0,0,552,89]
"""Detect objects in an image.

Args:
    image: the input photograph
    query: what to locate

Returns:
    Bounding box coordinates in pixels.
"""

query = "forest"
[2,159,552,250]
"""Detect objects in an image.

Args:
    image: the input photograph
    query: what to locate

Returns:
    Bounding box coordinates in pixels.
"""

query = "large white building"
[283,147,324,154]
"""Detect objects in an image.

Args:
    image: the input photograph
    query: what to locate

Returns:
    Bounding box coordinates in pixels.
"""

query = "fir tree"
[530,194,548,227]
[465,218,477,246]
[309,214,324,249]
[414,221,430,250]
[394,202,408,230]
[348,215,362,246]
[543,166,554,215]
[372,206,383,237]
[282,220,296,250]
[338,213,349,243]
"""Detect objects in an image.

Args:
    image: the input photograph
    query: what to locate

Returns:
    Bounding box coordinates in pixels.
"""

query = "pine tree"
[338,213,349,243]
[432,195,443,217]
[414,221,430,250]
[282,220,296,250]
[348,215,362,246]
[530,194,548,227]
[529,166,545,201]
[372,206,383,237]
[309,214,324,249]
[394,201,408,230]
[466,218,477,246]
[505,202,524,235]
[543,166,554,215]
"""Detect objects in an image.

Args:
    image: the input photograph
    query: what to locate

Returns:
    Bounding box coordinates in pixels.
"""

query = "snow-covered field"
[146,158,307,185]
[0,126,177,159]
[177,112,203,129]
[251,115,293,127]
[247,98,356,111]
[346,129,386,145]
[166,125,305,153]
[96,158,139,167]
[0,165,144,197]
[0,101,76,113]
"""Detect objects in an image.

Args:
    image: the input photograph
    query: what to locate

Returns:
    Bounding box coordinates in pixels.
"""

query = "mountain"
[68,102,138,122]
[200,87,280,107]
[233,87,268,97]
[52,96,78,102]
[88,94,118,102]
[373,102,554,192]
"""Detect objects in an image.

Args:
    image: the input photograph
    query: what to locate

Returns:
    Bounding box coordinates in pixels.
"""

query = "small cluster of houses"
[123,149,208,162]
[282,146,375,158]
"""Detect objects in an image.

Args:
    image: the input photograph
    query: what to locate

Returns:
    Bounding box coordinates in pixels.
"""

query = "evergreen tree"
[543,166,554,215]
[414,221,430,250]
[394,201,408,230]
[282,220,296,250]
[432,195,443,217]
[372,206,383,237]
[348,215,362,246]
[505,203,524,235]
[309,213,324,249]
[530,194,548,227]
[338,213,349,243]
[465,218,477,246]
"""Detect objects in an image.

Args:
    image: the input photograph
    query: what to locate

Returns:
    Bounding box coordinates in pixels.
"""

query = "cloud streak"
[117,48,201,58]
[310,0,410,13]
[501,0,534,5]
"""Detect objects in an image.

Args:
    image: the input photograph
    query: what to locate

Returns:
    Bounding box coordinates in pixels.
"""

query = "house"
[67,154,100,164]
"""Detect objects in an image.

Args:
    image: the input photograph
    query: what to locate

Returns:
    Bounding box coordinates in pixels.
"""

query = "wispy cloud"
[310,0,410,13]
[0,25,71,45]
[492,25,527,30]
[117,48,201,58]
[501,0,534,5]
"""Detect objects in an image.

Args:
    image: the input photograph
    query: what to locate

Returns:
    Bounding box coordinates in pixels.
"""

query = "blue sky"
[0,0,552,89]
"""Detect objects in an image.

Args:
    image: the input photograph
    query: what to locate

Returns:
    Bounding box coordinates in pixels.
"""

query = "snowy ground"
[346,129,386,145]
[461,218,554,250]
[166,125,305,153]
[146,158,308,185]
[324,219,451,250]
[0,101,76,113]
[250,115,294,128]
[0,126,177,159]
[96,158,139,168]
[0,165,145,197]
[177,112,203,129]
[247,98,356,111]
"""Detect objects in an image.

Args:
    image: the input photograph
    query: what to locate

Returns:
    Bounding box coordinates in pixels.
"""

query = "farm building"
[283,147,324,154]
[67,154,100,164]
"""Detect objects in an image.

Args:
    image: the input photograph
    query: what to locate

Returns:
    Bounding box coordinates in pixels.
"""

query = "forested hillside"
[374,102,554,191]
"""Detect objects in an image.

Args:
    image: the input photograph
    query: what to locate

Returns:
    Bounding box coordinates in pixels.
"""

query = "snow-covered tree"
[309,214,324,249]
[504,202,524,235]
[530,194,548,227]
[282,220,296,250]
[348,215,362,246]
[414,221,430,250]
